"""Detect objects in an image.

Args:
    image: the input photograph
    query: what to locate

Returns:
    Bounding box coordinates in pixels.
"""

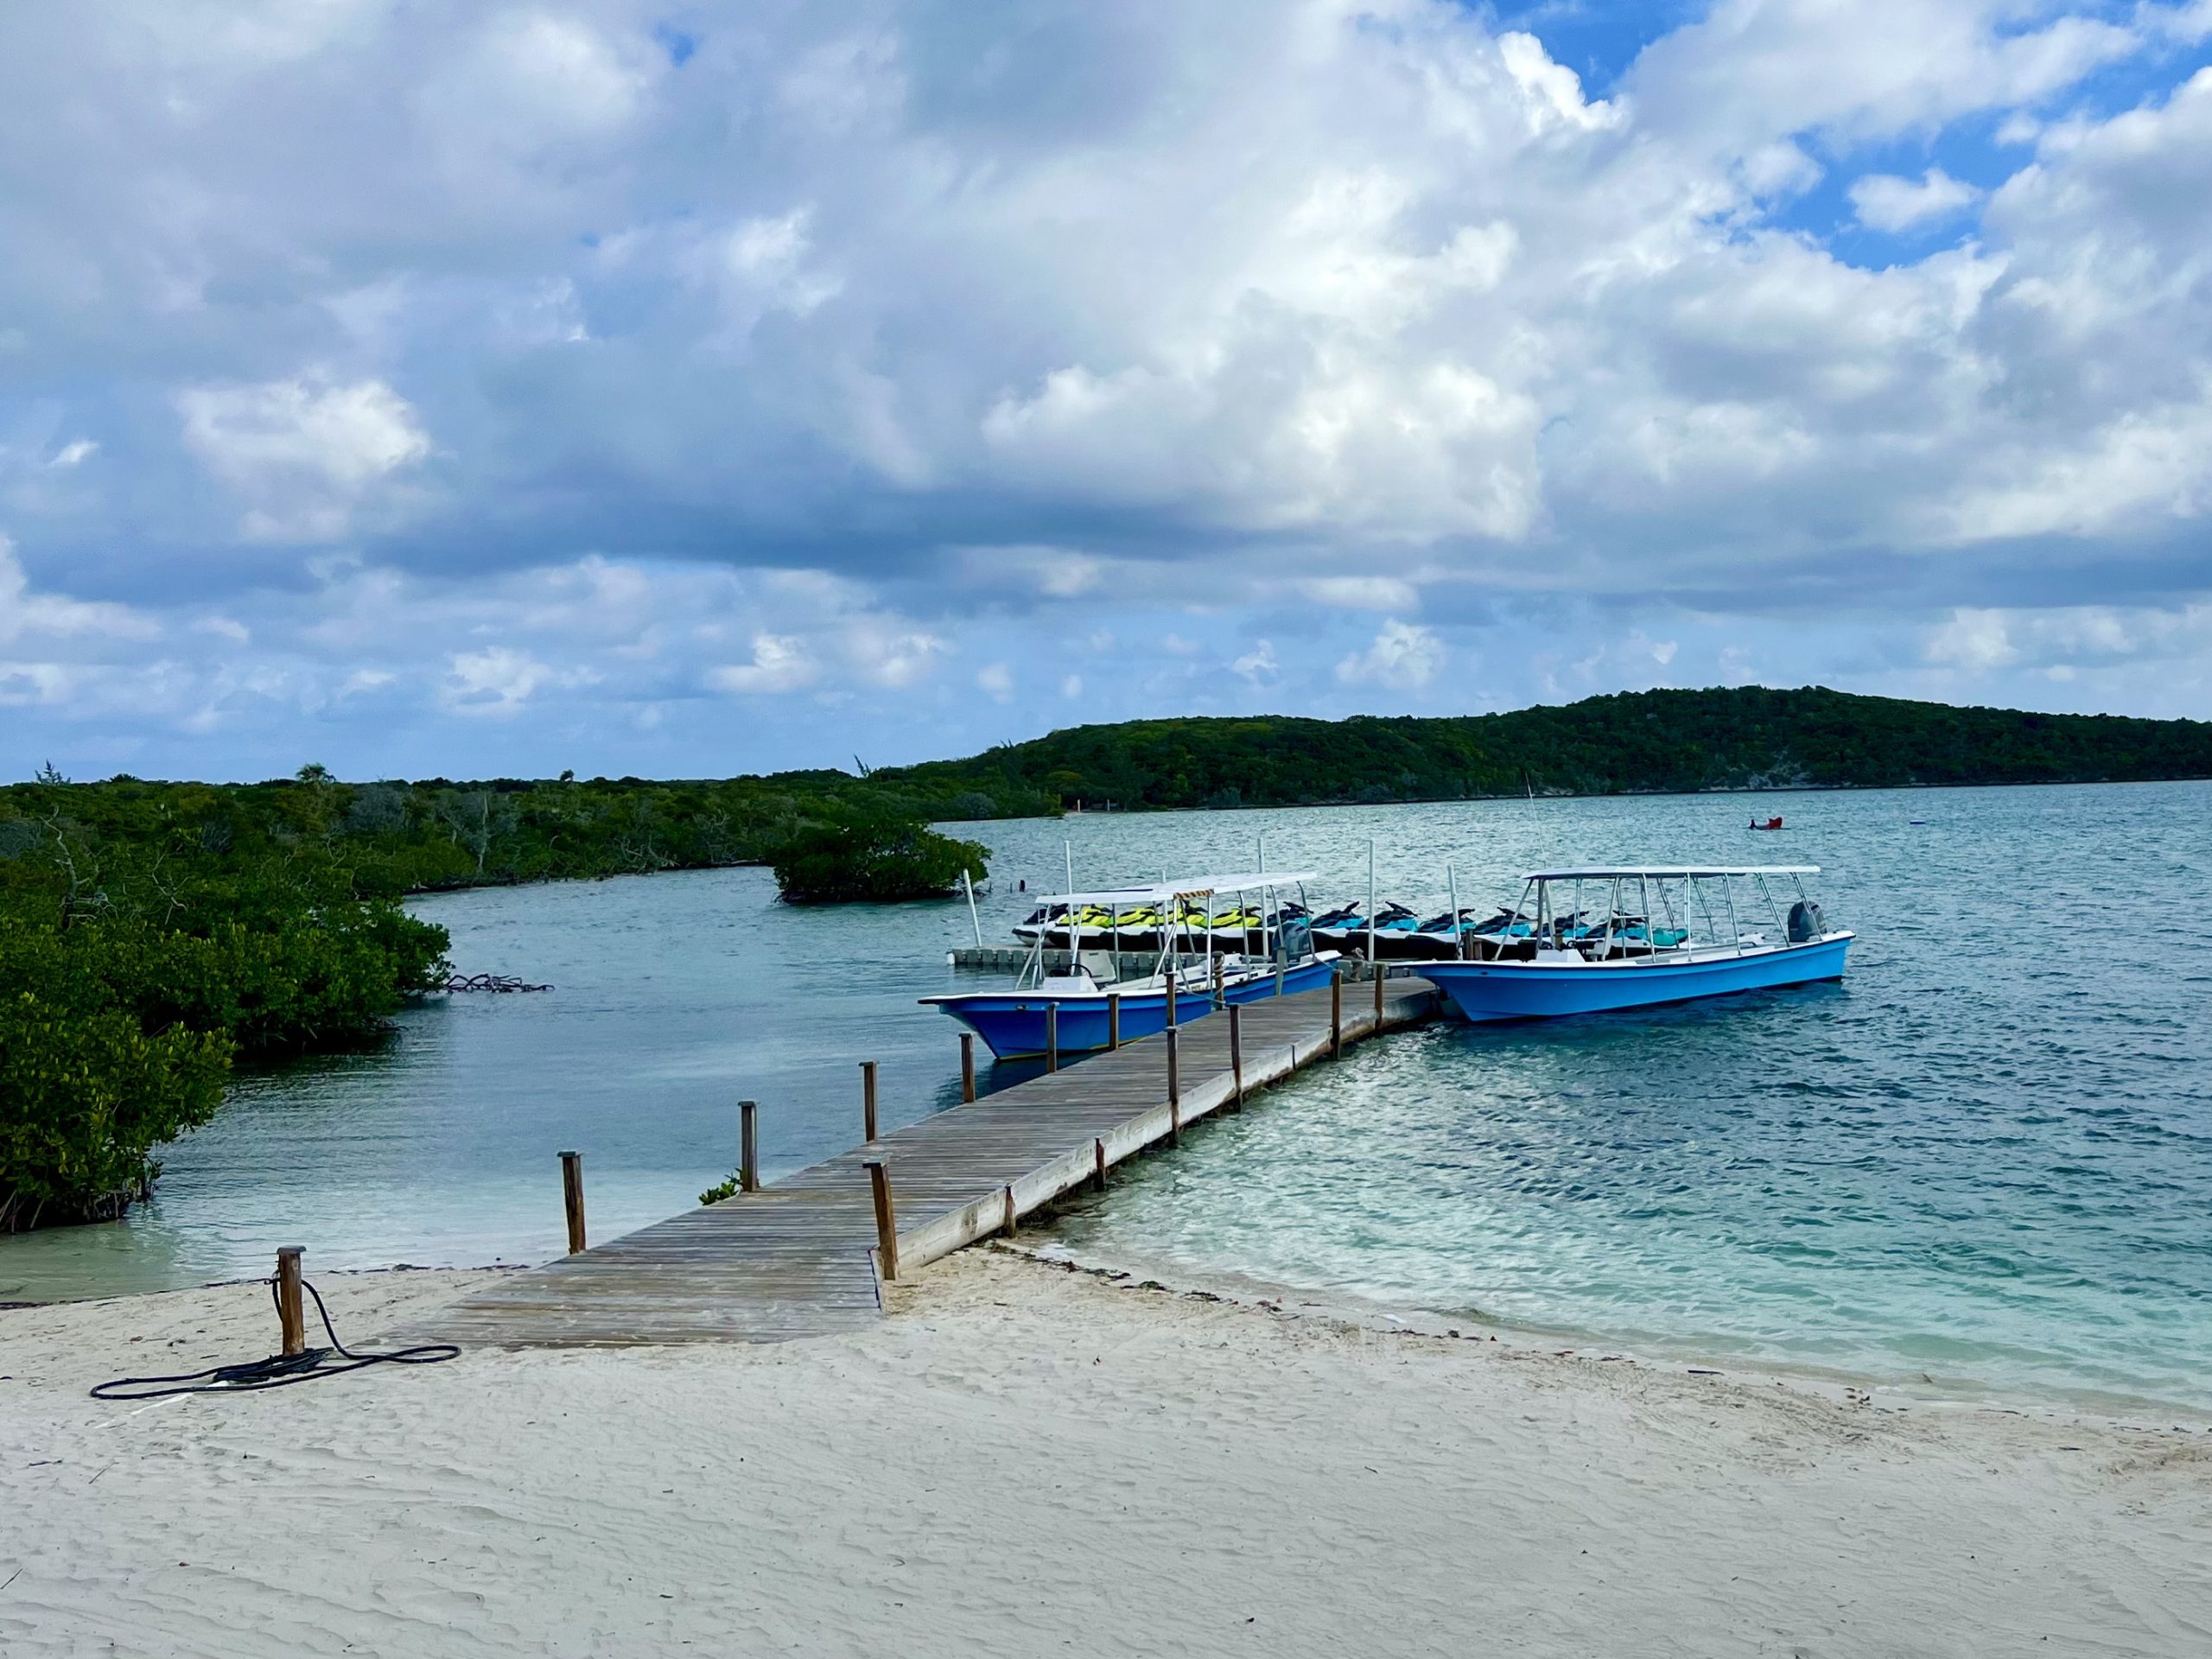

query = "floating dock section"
[402,975,1439,1349]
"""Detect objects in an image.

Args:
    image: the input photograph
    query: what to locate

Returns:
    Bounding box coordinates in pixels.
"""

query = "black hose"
[88,1277,460,1399]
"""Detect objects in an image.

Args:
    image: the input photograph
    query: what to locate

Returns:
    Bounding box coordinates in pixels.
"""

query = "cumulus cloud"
[710,633,817,695]
[3,2,2212,772]
[1848,168,1980,232]
[177,377,430,541]
[1925,608,2021,670]
[0,535,155,645]
[442,645,557,716]
[1336,620,1446,690]
[1231,639,1278,683]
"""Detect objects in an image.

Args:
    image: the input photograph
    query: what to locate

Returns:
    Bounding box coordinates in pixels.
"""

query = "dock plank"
[397,976,1437,1347]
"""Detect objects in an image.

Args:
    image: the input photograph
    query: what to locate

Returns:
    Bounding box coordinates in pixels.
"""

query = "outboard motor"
[1279,916,1313,963]
[1786,899,1823,944]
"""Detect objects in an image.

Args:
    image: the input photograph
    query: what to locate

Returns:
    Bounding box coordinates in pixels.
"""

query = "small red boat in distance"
[1749,816,1784,831]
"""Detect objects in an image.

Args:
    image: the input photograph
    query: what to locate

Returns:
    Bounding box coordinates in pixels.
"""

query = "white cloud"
[1924,608,2019,670]
[0,536,156,644]
[1060,673,1084,699]
[848,625,946,689]
[710,633,817,695]
[976,661,1014,702]
[178,377,430,541]
[442,645,555,716]
[9,2,2212,768]
[1848,168,1980,232]
[1231,639,1278,683]
[1336,620,1446,690]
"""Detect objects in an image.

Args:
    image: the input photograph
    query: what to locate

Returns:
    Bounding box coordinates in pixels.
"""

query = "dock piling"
[1046,1004,1059,1074]
[866,1159,899,1282]
[1374,960,1385,1021]
[740,1099,759,1194]
[960,1033,976,1103]
[1166,1027,1181,1139]
[861,1060,879,1143]
[1093,1136,1108,1192]
[559,1150,587,1254]
[1107,993,1121,1049]
[1001,1184,1018,1239]
[1331,975,1344,1058]
[1228,1004,1243,1109]
[276,1246,305,1357]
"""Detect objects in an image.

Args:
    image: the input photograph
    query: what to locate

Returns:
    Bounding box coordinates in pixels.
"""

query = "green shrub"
[0,832,450,1231]
[769,810,989,905]
[0,990,230,1231]
[699,1171,741,1206]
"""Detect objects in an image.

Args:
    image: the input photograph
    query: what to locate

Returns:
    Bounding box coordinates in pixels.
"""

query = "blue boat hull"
[1425,936,1850,1023]
[926,957,1338,1058]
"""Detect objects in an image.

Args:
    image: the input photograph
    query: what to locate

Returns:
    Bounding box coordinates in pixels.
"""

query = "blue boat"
[1424,866,1851,1023]
[925,870,1339,1059]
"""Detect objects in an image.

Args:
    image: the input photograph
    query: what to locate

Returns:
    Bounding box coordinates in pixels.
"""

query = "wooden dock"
[402,976,1440,1348]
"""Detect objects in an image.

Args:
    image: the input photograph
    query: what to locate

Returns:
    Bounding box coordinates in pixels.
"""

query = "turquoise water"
[7,782,2209,1413]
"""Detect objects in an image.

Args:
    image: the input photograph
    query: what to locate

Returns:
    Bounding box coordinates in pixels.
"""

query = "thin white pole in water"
[1365,838,1376,969]
[1064,840,1075,895]
[963,867,983,949]
[1446,861,1462,961]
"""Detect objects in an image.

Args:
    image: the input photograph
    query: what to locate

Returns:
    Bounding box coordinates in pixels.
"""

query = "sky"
[3,0,2212,783]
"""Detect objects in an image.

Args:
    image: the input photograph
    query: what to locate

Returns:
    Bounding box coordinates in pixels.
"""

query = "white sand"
[4,1249,2209,1657]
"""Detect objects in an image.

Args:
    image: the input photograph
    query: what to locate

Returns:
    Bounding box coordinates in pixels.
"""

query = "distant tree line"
[880,686,2212,810]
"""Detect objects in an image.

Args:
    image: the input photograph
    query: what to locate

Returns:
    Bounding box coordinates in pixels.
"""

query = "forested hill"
[881,687,2212,811]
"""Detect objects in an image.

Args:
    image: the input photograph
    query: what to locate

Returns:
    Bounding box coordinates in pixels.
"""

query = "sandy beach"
[4,1248,2209,1657]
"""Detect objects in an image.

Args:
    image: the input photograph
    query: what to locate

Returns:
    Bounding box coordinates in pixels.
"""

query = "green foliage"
[0,989,231,1233]
[0,798,450,1230]
[699,1172,741,1206]
[880,686,2212,809]
[769,809,990,905]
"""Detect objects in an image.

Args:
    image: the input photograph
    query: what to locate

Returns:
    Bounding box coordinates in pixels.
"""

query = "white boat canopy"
[1521,866,1820,880]
[1032,871,1319,906]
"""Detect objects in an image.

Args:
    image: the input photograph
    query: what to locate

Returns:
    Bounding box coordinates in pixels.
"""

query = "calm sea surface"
[8,783,2209,1412]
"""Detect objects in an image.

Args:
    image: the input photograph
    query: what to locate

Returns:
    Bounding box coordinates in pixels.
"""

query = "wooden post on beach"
[1228,1003,1243,1109]
[866,1159,899,1282]
[861,1061,878,1143]
[1331,974,1344,1058]
[740,1099,759,1194]
[960,1033,976,1103]
[1107,993,1121,1050]
[1001,1184,1019,1239]
[276,1246,305,1357]
[1046,1004,1059,1073]
[1093,1136,1108,1192]
[559,1150,587,1254]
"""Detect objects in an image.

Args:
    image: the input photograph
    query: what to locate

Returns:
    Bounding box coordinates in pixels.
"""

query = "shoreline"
[18,1228,2212,1435]
[6,1249,2209,1655]
[1018,1236,2212,1436]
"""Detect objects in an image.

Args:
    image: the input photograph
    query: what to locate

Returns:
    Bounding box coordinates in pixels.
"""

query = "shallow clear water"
[9,783,2210,1413]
